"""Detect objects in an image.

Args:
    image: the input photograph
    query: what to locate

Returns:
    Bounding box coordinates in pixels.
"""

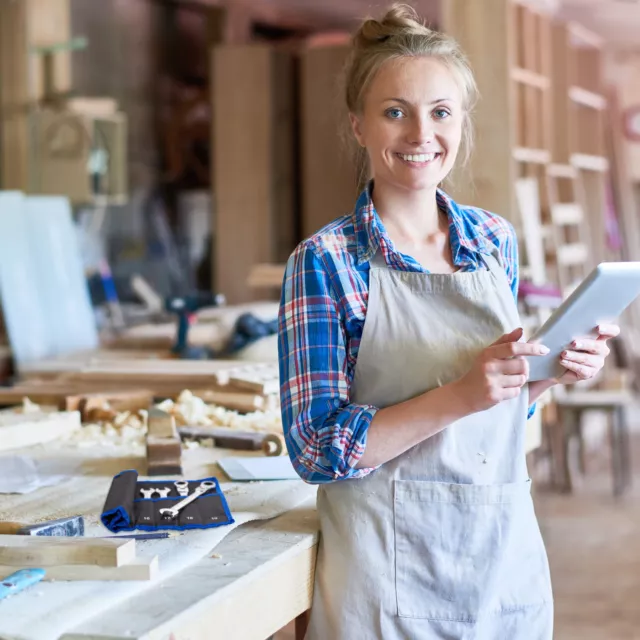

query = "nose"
[407,114,435,146]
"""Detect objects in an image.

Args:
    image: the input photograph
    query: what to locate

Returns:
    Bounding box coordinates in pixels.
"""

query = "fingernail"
[573,340,581,349]
[539,346,550,355]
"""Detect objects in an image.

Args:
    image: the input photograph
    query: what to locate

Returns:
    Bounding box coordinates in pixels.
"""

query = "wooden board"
[212,44,296,304]
[299,43,359,239]
[0,410,80,452]
[0,0,71,190]
[0,536,136,568]
[61,508,318,640]
[441,0,515,219]
[0,556,158,582]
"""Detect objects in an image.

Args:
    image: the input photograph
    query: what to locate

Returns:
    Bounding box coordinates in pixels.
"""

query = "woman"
[278,5,619,639]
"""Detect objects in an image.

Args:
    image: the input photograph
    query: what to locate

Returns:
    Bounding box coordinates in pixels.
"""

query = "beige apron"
[305,249,553,640]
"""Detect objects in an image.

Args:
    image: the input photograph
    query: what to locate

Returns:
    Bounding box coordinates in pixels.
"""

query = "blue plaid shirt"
[278,183,534,484]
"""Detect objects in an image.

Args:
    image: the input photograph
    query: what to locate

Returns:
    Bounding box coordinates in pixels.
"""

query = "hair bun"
[354,4,430,48]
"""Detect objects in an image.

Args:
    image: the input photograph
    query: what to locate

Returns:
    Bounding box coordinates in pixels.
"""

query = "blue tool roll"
[101,469,234,533]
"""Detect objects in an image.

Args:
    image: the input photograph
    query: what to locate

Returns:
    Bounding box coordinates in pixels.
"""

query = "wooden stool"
[553,389,633,496]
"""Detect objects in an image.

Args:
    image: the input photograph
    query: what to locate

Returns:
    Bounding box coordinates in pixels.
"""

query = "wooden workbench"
[0,440,318,640]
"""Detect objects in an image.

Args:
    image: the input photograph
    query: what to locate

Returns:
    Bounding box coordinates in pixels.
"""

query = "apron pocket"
[394,479,550,622]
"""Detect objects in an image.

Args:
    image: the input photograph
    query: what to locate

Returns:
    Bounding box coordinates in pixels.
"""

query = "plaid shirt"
[278,183,533,484]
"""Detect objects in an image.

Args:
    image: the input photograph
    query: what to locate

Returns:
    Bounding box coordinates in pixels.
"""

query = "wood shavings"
[157,390,283,434]
[67,411,147,449]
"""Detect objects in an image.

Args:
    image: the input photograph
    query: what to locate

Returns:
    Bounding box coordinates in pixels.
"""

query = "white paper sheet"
[217,456,299,481]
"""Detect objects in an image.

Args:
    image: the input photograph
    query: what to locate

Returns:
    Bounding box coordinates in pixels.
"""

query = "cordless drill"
[165,292,226,359]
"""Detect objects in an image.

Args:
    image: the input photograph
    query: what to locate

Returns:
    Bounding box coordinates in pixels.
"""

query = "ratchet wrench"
[159,480,216,519]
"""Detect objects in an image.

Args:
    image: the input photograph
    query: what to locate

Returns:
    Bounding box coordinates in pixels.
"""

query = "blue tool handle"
[0,568,46,600]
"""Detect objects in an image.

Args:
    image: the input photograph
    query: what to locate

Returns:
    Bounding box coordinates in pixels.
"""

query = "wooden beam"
[441,0,515,219]
[0,556,158,582]
[0,536,136,568]
[510,67,549,89]
[0,410,80,452]
[212,44,295,304]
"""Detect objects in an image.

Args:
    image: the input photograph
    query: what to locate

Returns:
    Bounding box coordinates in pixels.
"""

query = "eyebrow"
[383,97,453,105]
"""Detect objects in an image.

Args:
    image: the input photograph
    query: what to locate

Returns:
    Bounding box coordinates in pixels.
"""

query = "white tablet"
[526,262,640,382]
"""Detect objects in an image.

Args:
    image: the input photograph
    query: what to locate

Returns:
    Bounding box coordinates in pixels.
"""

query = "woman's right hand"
[453,328,549,414]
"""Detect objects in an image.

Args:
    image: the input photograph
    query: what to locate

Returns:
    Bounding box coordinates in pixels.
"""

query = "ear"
[349,112,366,147]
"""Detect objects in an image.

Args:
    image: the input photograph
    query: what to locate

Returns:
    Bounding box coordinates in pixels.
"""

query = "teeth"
[400,153,437,163]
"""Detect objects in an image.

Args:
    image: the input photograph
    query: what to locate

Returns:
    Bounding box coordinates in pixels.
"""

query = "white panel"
[0,192,98,365]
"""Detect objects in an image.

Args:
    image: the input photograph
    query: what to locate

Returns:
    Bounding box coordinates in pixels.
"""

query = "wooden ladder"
[545,163,592,295]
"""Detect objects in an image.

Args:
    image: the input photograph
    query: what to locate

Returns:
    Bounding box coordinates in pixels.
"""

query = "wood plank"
[0,556,158,582]
[0,410,80,452]
[551,203,583,225]
[510,67,549,89]
[213,44,295,304]
[300,43,358,239]
[0,0,29,189]
[246,263,286,289]
[547,164,577,179]
[557,243,588,266]
[61,509,318,640]
[515,177,546,285]
[568,87,606,111]
[567,22,603,50]
[551,23,571,165]
[0,536,136,568]
[190,389,274,413]
[512,147,551,164]
[441,0,515,219]
[571,153,609,172]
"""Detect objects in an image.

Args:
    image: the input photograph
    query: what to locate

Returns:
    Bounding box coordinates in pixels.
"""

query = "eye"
[433,108,451,120]
[385,108,405,119]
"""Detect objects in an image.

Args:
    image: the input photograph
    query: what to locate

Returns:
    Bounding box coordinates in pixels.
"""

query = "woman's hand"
[454,327,549,414]
[554,324,621,385]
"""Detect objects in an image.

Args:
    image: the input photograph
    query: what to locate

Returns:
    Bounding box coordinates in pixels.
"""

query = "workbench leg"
[611,405,632,497]
[553,408,573,493]
[294,610,310,640]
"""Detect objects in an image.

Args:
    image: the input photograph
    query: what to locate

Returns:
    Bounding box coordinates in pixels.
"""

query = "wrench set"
[101,470,234,533]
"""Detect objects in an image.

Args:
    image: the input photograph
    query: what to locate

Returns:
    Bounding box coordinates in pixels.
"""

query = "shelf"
[571,154,609,172]
[567,22,603,50]
[569,86,606,110]
[511,67,550,90]
[547,164,577,179]
[557,243,589,266]
[550,203,583,226]
[513,147,551,164]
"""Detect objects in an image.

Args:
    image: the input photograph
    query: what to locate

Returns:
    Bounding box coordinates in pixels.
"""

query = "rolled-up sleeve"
[278,241,379,484]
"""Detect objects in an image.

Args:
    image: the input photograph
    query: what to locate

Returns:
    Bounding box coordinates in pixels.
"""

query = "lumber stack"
[13,358,281,413]
[0,536,158,582]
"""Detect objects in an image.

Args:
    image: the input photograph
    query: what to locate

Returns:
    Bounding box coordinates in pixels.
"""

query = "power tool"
[165,292,226,359]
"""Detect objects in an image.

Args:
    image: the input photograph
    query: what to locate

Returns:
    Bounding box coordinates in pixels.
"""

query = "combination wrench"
[159,480,216,519]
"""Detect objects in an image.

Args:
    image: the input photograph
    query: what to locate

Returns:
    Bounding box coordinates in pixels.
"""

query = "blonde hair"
[344,4,479,187]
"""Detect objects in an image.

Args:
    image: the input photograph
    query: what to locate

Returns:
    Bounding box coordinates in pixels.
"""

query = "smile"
[396,152,442,165]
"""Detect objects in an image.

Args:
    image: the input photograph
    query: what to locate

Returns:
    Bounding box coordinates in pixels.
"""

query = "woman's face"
[350,56,464,194]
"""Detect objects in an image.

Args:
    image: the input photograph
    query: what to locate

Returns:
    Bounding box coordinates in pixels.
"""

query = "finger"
[491,327,524,346]
[561,350,603,368]
[488,358,529,376]
[559,358,598,381]
[570,339,610,356]
[492,341,549,359]
[596,324,621,340]
[499,373,529,389]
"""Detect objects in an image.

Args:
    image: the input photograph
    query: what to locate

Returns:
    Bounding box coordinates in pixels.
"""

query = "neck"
[371,182,444,243]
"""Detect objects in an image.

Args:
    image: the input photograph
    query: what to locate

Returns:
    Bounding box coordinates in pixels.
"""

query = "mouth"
[396,152,442,166]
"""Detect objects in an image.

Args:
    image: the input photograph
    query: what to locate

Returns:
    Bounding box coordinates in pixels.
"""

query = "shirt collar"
[353,181,493,267]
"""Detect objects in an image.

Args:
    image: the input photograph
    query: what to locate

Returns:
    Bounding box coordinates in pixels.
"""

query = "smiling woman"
[277,3,619,640]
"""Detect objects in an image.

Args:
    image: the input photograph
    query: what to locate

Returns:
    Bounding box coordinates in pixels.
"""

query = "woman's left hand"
[554,324,621,385]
